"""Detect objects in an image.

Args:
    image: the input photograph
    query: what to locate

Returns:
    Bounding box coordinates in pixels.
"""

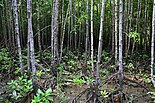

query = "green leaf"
[37,89,44,95]
[45,88,52,96]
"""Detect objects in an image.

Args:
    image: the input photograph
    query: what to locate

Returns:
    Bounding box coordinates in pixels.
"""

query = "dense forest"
[1,0,155,102]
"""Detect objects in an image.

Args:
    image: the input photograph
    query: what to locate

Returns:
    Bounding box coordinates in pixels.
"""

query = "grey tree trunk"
[85,0,89,62]
[96,0,105,85]
[115,0,118,71]
[127,0,133,56]
[119,0,123,102]
[91,0,94,78]
[13,0,23,74]
[60,6,69,62]
[27,0,37,83]
[51,0,59,64]
[111,0,115,53]
[143,0,148,50]
[151,0,155,87]
[36,0,42,61]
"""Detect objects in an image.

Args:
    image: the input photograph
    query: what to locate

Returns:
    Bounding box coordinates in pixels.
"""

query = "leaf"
[45,88,52,96]
[37,89,44,95]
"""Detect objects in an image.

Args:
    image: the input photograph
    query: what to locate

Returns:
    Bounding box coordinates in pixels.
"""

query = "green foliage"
[7,76,33,101]
[73,77,85,85]
[100,69,109,76]
[0,48,11,72]
[102,50,109,61]
[142,74,151,84]
[36,70,45,78]
[125,62,134,70]
[129,31,140,43]
[100,90,109,98]
[32,88,53,103]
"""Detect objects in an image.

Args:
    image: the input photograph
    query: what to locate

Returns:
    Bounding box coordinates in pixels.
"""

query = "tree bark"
[13,0,23,74]
[36,0,42,61]
[51,0,59,64]
[119,0,123,102]
[91,0,94,78]
[96,0,105,85]
[27,0,37,87]
[115,0,118,71]
[151,0,155,87]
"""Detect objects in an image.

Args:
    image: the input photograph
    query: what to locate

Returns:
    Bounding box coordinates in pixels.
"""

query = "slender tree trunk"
[60,6,69,62]
[85,0,89,60]
[27,0,37,90]
[36,0,42,61]
[2,0,7,47]
[151,0,155,87]
[7,1,12,52]
[9,4,15,51]
[119,0,123,102]
[132,0,141,54]
[96,0,105,85]
[111,0,115,53]
[91,0,94,78]
[51,0,55,63]
[127,0,133,56]
[69,0,73,49]
[115,0,118,71]
[124,0,128,55]
[51,0,59,64]
[13,0,23,74]
[143,0,148,51]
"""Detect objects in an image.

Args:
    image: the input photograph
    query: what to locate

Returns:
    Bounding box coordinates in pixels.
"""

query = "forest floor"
[0,70,153,103]
[63,73,152,103]
[0,49,154,103]
[64,83,151,103]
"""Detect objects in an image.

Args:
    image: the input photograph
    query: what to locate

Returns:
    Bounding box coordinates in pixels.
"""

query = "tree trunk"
[127,0,133,56]
[60,6,69,62]
[91,0,94,78]
[36,0,42,61]
[96,0,105,85]
[111,0,115,53]
[115,0,118,71]
[27,0,37,90]
[13,0,23,74]
[151,0,155,87]
[85,0,90,63]
[51,0,59,64]
[119,0,123,102]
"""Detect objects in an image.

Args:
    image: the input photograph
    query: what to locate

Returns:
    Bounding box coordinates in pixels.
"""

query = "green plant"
[36,70,45,77]
[129,31,140,43]
[7,76,33,101]
[100,90,109,98]
[0,48,11,72]
[73,77,85,85]
[32,88,53,103]
[100,69,109,76]
[125,62,134,71]
[142,74,151,84]
[85,76,93,84]
[101,50,109,61]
